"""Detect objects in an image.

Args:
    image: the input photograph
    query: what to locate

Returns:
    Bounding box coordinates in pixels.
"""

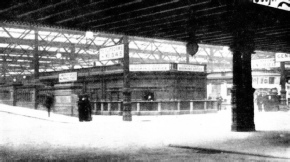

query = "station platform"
[0,103,289,160]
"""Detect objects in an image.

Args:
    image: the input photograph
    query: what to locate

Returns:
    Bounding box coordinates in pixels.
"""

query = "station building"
[0,23,222,116]
[207,55,290,111]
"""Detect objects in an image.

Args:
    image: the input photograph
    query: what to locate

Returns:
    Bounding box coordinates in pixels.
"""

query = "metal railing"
[91,100,218,115]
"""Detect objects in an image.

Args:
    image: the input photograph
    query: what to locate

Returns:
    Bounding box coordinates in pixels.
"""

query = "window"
[264,77,268,84]
[269,77,275,84]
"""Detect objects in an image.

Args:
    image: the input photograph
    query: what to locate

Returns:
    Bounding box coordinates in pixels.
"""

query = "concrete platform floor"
[0,104,289,161]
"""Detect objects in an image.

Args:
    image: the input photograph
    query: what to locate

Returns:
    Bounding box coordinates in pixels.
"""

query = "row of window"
[252,77,279,85]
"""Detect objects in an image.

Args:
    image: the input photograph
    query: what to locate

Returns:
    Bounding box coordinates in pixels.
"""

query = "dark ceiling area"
[0,0,289,53]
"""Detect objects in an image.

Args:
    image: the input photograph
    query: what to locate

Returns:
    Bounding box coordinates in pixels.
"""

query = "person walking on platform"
[257,93,263,112]
[83,95,92,121]
[44,94,54,117]
[216,94,223,111]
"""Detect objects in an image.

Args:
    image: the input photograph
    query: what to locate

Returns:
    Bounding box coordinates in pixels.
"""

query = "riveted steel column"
[123,36,132,121]
[230,4,255,132]
[280,62,287,105]
[34,28,39,109]
[34,29,39,80]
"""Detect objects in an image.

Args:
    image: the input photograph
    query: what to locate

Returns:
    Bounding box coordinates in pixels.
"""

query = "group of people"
[43,94,92,122]
[208,94,223,111]
[77,95,92,122]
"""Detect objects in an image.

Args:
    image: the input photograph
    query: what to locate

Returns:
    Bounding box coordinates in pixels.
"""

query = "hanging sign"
[99,44,124,61]
[275,53,290,62]
[59,72,78,83]
[253,0,290,11]
[177,64,205,72]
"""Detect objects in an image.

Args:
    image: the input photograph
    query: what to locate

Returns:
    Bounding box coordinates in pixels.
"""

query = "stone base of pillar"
[231,110,255,132]
[231,123,255,132]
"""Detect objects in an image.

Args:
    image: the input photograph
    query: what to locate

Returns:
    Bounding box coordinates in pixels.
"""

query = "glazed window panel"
[269,77,275,84]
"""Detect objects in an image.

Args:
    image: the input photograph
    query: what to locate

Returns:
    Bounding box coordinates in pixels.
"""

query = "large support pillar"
[280,62,287,105]
[33,29,40,109]
[122,36,132,121]
[230,4,256,132]
[2,56,6,83]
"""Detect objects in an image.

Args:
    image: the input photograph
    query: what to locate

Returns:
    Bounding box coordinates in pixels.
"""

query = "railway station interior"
[0,0,289,132]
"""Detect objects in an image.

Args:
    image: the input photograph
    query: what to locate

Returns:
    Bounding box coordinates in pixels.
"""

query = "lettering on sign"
[252,58,279,69]
[59,72,78,83]
[275,53,290,62]
[253,0,290,11]
[177,64,205,72]
[99,44,124,61]
[130,64,171,71]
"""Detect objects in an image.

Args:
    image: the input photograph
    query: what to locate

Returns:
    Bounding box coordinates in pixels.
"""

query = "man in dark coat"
[44,94,54,117]
[78,95,85,122]
[216,94,223,111]
[257,93,263,112]
[83,96,92,121]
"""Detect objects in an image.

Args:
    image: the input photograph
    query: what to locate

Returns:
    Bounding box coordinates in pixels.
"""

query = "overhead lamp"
[186,41,199,56]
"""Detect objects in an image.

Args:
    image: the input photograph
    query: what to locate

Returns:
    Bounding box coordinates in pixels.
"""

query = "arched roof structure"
[0,0,289,82]
[0,0,289,52]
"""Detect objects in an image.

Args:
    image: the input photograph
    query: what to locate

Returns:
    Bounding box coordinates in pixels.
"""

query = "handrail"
[90,100,218,115]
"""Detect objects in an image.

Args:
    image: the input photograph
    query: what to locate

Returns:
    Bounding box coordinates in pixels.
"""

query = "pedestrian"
[83,95,92,121]
[77,95,85,122]
[44,94,54,117]
[257,93,263,112]
[216,94,223,111]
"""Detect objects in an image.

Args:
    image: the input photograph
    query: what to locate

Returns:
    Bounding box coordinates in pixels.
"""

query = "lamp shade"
[186,41,199,56]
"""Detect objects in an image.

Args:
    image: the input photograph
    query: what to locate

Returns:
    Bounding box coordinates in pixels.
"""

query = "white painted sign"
[99,44,124,61]
[59,72,77,82]
[130,64,171,71]
[177,64,205,72]
[252,58,279,69]
[55,96,71,103]
[275,53,290,62]
[253,0,290,11]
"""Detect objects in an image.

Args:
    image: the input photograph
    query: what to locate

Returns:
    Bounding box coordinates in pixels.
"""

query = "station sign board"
[253,0,290,11]
[59,72,78,83]
[275,53,290,62]
[177,64,205,72]
[99,44,124,61]
[130,64,171,71]
[252,58,279,69]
